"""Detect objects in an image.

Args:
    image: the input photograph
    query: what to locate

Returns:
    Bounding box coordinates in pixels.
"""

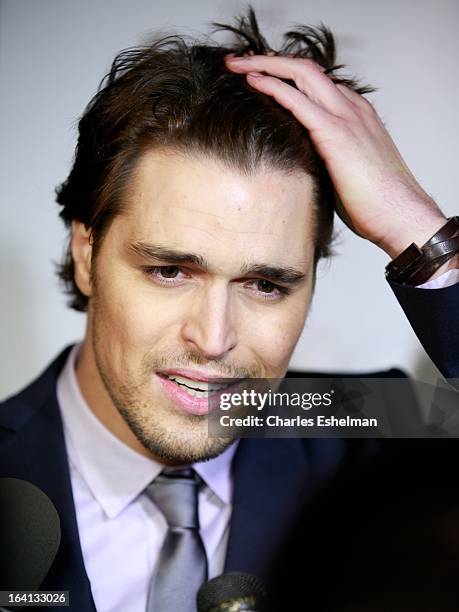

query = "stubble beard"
[90,304,237,466]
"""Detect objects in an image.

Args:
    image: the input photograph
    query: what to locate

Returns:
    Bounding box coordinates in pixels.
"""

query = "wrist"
[380,213,448,260]
[384,216,459,285]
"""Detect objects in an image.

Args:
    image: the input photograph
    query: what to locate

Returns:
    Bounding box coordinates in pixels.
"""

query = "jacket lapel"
[224,437,310,579]
[0,348,96,611]
[224,435,348,579]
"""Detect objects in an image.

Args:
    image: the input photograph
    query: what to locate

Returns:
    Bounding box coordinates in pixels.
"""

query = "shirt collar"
[57,344,236,518]
[194,443,237,506]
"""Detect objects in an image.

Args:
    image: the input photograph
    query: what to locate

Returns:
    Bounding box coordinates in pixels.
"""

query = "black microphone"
[197,572,268,612]
[0,478,61,591]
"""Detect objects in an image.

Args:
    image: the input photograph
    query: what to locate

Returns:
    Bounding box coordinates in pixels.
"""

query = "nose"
[180,283,237,360]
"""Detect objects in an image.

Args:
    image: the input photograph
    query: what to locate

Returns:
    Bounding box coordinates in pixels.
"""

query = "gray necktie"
[146,468,208,612]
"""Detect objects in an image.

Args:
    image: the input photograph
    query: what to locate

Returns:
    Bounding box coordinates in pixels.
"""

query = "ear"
[71,220,93,298]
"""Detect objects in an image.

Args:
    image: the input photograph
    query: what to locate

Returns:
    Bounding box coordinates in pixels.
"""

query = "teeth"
[166,374,230,393]
[179,386,211,398]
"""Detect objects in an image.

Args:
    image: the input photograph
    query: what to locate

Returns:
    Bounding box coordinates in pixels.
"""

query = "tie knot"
[147,468,200,529]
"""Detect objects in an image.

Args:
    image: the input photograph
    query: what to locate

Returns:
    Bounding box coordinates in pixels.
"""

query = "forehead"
[117,149,316,267]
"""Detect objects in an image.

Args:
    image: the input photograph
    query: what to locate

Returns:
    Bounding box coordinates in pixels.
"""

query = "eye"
[143,265,188,285]
[250,279,290,300]
[256,279,277,293]
[158,266,180,278]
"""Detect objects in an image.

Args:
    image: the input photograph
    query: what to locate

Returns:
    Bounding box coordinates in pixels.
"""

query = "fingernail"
[226,56,245,62]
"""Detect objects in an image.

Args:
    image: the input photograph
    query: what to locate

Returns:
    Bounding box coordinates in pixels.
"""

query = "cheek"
[93,270,181,353]
[245,293,311,375]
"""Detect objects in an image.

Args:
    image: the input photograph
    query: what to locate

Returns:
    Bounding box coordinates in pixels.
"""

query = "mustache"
[141,349,261,379]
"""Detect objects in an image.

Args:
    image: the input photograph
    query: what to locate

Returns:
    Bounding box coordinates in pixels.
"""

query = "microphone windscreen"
[0,478,61,590]
[197,572,268,612]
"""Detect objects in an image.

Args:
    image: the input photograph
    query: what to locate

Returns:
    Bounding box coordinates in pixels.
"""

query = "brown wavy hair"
[55,6,372,311]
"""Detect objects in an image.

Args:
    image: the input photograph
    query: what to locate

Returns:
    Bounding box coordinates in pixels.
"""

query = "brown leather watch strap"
[422,215,459,248]
[385,216,459,285]
[405,235,459,285]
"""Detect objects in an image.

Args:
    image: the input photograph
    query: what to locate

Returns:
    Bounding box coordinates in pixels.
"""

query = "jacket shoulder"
[0,346,73,431]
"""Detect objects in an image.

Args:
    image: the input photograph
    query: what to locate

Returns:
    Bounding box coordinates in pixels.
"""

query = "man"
[1,8,458,612]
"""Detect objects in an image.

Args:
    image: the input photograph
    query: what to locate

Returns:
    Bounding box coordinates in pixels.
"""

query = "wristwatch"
[385,216,459,286]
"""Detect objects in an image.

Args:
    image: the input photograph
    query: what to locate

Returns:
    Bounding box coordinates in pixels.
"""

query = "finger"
[245,72,329,130]
[335,84,373,112]
[226,54,351,115]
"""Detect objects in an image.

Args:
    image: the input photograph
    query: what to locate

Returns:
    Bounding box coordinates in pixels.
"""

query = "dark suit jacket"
[1,280,458,611]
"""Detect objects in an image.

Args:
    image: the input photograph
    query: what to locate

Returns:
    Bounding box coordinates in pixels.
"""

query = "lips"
[156,370,241,416]
[157,368,235,384]
[163,374,232,395]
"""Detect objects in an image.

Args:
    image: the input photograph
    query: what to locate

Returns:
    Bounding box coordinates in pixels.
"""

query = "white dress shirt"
[57,344,238,612]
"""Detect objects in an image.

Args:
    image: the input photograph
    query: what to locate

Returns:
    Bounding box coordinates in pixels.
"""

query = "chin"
[119,404,234,464]
[140,433,234,466]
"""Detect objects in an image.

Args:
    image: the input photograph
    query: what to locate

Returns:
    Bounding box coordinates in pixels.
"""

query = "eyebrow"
[126,241,307,286]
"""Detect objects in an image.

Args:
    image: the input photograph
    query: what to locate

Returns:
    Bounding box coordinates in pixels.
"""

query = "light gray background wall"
[1,0,457,399]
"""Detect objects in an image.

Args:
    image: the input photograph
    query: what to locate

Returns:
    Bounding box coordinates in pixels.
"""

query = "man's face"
[83,149,316,464]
